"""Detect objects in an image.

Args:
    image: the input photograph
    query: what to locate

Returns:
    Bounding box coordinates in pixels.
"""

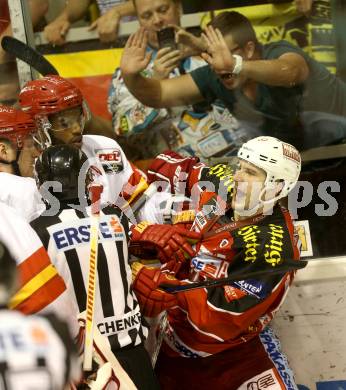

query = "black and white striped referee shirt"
[30,204,148,353]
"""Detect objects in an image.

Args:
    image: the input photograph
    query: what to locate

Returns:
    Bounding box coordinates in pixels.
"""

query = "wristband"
[232,54,243,75]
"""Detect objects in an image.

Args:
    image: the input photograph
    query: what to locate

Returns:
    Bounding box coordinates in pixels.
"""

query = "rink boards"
[272,257,346,390]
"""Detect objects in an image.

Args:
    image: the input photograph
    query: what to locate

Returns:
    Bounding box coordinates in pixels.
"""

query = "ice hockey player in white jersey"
[0,240,80,390]
[31,144,159,390]
[0,105,45,221]
[0,201,69,315]
[19,75,148,208]
[0,104,39,177]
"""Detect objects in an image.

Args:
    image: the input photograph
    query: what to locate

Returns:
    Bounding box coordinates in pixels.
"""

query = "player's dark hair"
[209,11,259,49]
[0,137,13,147]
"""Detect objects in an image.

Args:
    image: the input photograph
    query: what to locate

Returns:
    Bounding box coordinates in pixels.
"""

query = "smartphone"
[157,27,177,50]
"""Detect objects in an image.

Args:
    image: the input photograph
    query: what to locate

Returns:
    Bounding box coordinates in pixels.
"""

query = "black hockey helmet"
[35,144,88,202]
[0,241,17,304]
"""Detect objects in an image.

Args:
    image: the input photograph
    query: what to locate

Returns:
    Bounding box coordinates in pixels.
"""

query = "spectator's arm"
[29,0,49,26]
[108,67,169,135]
[294,0,313,15]
[0,0,48,62]
[43,0,91,45]
[89,0,136,42]
[242,52,310,87]
[121,29,204,108]
[203,26,309,88]
[124,72,203,108]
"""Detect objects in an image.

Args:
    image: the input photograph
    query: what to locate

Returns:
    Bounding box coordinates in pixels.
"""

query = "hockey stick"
[1,36,59,76]
[151,192,228,366]
[84,184,103,372]
[159,259,307,294]
[122,182,158,218]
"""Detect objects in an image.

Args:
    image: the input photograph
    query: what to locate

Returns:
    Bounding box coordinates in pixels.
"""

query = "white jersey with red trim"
[0,173,45,222]
[82,135,147,207]
[0,202,69,319]
[0,310,80,390]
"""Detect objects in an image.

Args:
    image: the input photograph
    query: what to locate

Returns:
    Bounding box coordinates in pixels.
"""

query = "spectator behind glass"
[108,0,258,161]
[44,0,136,45]
[0,0,49,105]
[119,10,346,151]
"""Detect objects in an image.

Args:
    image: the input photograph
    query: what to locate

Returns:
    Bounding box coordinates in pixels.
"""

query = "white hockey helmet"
[237,136,301,202]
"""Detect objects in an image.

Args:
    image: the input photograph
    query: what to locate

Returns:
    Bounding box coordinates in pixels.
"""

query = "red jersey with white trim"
[147,150,204,197]
[147,151,235,211]
[144,151,300,357]
[0,203,67,315]
[164,204,300,357]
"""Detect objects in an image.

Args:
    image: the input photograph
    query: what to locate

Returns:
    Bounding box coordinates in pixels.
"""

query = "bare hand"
[152,47,181,79]
[201,26,235,75]
[172,25,207,58]
[294,0,313,15]
[88,8,121,42]
[120,28,152,76]
[44,18,70,46]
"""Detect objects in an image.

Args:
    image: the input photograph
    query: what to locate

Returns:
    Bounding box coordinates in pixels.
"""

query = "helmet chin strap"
[33,117,53,150]
[233,184,280,218]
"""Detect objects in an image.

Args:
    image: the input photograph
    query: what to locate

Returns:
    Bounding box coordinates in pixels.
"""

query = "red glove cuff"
[133,266,180,317]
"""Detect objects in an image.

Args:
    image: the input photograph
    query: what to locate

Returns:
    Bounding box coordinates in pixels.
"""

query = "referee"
[31,144,159,389]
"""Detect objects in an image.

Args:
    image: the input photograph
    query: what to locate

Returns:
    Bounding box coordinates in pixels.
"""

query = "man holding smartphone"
[108,0,254,160]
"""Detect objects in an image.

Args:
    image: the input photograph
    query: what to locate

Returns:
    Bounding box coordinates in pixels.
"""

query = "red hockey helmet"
[18,75,89,150]
[0,105,36,149]
[18,75,83,117]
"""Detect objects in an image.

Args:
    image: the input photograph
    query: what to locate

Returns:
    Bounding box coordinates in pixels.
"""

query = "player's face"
[136,0,181,48]
[17,136,41,177]
[48,106,84,148]
[217,33,248,90]
[0,140,17,174]
[0,140,17,164]
[232,159,266,214]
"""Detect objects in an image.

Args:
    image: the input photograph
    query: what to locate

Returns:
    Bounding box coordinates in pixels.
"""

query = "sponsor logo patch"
[95,148,123,173]
[191,256,228,279]
[282,143,301,163]
[259,328,297,390]
[231,279,268,300]
[49,215,124,251]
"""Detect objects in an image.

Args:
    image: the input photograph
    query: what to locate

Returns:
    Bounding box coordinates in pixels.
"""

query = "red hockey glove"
[132,263,180,317]
[147,150,200,194]
[129,222,201,263]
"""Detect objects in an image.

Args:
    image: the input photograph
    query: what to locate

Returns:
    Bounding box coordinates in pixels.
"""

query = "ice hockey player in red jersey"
[130,136,302,389]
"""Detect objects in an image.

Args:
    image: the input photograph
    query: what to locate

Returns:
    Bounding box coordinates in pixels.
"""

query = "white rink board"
[272,258,346,390]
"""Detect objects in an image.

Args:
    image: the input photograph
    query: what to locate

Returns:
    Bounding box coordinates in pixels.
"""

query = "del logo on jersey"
[49,215,125,251]
[95,148,123,173]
